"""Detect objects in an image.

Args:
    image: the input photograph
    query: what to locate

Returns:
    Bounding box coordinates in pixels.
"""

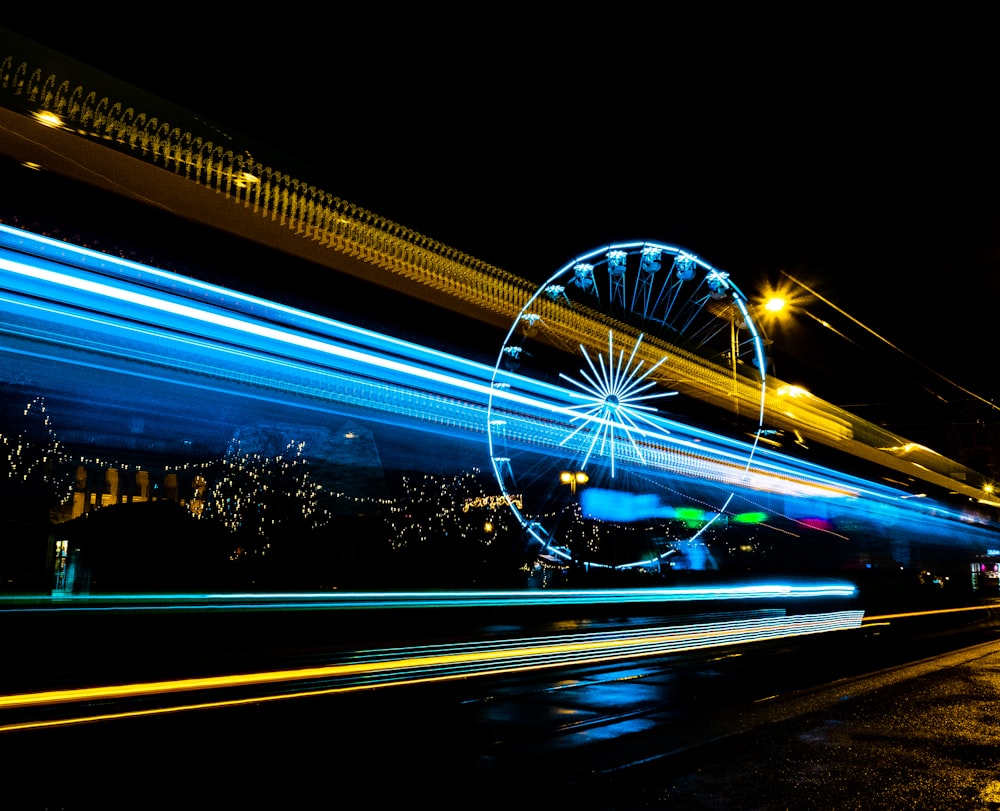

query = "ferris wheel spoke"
[597,353,612,393]
[485,240,768,572]
[561,367,603,398]
[621,330,644,375]
[617,371,659,402]
[650,271,685,322]
[614,422,648,465]
[559,410,602,447]
[580,421,608,470]
[579,344,606,389]
[673,292,714,338]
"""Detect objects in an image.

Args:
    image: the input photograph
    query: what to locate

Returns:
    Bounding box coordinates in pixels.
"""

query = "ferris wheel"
[486,241,769,571]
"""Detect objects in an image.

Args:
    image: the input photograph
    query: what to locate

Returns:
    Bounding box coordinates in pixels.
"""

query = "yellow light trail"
[4,605,993,734]
[863,603,1000,623]
[0,611,863,733]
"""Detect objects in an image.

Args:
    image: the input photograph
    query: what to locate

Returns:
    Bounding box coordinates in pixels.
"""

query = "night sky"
[3,17,998,449]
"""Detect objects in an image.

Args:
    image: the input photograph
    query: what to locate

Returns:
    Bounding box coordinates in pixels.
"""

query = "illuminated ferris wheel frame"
[486,241,769,570]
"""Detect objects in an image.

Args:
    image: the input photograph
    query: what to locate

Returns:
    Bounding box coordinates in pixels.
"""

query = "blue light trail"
[1,223,998,554]
[0,581,859,612]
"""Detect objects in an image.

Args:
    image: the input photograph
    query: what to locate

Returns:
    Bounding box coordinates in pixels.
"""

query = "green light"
[674,507,705,523]
[733,511,768,524]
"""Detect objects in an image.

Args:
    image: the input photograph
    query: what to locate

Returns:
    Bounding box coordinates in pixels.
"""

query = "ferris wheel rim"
[486,240,769,570]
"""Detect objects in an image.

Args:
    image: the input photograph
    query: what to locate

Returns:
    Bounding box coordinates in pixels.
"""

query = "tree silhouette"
[0,396,73,518]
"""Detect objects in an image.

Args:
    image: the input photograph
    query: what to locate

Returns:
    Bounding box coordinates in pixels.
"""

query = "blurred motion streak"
[0,605,863,732]
[2,225,996,544]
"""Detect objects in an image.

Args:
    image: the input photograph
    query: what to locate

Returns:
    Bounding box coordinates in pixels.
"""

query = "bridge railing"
[0,30,536,327]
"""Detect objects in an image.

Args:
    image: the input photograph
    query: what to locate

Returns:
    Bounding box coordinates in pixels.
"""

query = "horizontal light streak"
[0,582,859,613]
[0,255,884,506]
[0,223,485,373]
[863,604,1000,623]
[0,609,864,731]
[492,402,860,500]
[2,225,996,538]
[0,292,492,430]
[0,253,501,402]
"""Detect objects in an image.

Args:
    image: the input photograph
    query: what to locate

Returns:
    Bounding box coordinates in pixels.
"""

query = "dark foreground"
[586,639,1000,810]
[1,602,999,810]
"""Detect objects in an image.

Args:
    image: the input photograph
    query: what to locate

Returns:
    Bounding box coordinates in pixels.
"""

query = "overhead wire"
[780,270,1000,414]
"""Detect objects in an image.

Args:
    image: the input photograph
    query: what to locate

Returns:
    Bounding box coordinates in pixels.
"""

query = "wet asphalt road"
[3,616,1000,810]
[573,638,1000,810]
[1,598,999,810]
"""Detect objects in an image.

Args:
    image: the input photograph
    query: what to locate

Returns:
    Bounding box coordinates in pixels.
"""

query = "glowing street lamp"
[763,296,787,315]
[560,470,589,494]
[755,280,812,330]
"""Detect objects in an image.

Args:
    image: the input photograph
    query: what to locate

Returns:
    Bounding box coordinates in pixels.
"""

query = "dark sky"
[3,17,999,441]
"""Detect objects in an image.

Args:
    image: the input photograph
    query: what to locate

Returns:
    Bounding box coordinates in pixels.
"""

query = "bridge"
[2,28,999,588]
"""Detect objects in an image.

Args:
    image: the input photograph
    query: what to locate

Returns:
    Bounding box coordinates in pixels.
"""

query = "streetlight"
[753,278,857,379]
[763,296,787,316]
[755,279,833,334]
[560,470,589,494]
[769,271,999,414]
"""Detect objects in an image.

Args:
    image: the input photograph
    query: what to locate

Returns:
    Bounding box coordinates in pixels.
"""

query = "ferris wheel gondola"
[486,241,769,571]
